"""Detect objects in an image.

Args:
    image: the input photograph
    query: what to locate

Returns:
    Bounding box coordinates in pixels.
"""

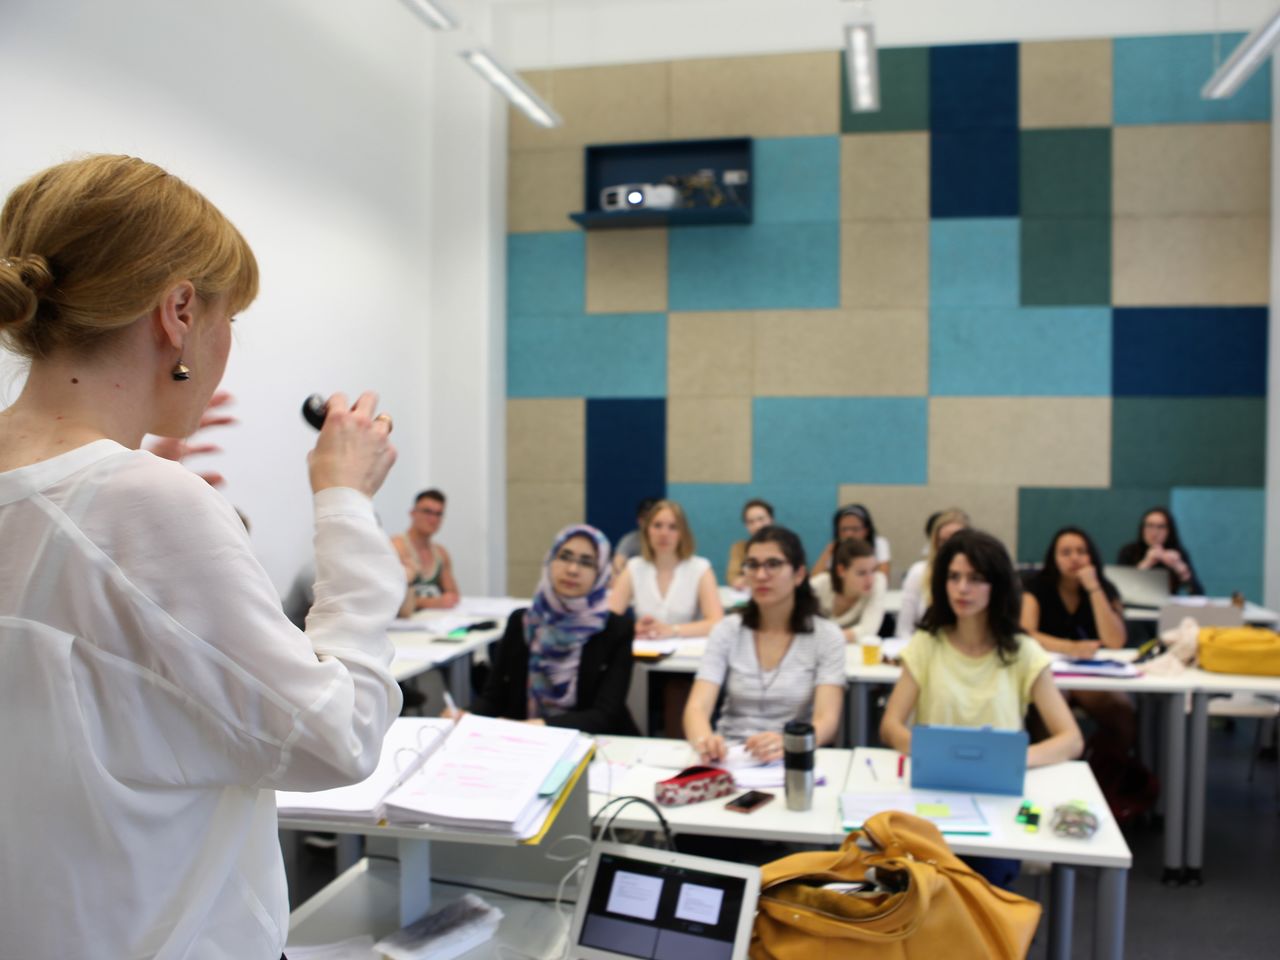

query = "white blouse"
[809,570,887,641]
[897,560,928,639]
[627,555,712,625]
[0,440,403,959]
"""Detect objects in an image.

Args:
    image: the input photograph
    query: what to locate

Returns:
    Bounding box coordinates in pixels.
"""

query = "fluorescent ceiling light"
[461,49,563,128]
[1203,8,1280,99]
[844,22,880,112]
[399,0,458,31]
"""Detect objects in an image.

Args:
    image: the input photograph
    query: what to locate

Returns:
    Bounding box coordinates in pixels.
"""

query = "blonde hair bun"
[0,253,53,331]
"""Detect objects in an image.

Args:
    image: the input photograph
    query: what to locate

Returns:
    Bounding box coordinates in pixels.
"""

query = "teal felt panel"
[507,312,666,398]
[930,219,1020,307]
[1020,128,1112,217]
[1017,486,1171,566]
[668,222,840,311]
[1170,486,1265,601]
[667,481,838,582]
[752,397,927,486]
[1020,218,1112,306]
[930,306,1111,396]
[754,137,841,224]
[1114,34,1271,125]
[507,231,585,315]
[1111,398,1266,488]
[841,47,930,133]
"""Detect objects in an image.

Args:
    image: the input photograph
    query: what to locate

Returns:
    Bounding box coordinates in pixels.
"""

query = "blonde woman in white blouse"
[809,537,887,642]
[608,499,724,639]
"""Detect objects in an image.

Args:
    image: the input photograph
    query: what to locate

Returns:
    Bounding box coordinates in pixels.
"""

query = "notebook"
[569,842,760,960]
[910,725,1027,796]
[839,791,989,835]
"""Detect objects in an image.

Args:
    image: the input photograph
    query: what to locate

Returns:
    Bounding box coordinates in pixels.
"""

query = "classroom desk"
[848,748,1131,960]
[389,599,523,705]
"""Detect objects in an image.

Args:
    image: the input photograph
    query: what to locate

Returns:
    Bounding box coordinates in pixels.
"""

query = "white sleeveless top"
[627,555,711,624]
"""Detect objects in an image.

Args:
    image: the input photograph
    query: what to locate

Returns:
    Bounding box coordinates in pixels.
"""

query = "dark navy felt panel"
[586,398,666,547]
[930,129,1019,218]
[1112,308,1268,397]
[929,43,1018,131]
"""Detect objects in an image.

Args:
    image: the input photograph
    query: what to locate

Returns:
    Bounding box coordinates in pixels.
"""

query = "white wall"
[0,0,446,594]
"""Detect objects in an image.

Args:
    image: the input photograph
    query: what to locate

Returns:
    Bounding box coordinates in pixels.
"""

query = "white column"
[1266,63,1280,610]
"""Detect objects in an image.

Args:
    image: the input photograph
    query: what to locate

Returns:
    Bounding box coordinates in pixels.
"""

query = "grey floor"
[288,718,1280,958]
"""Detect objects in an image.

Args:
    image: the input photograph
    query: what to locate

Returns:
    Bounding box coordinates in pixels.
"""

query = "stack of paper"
[383,713,586,836]
[636,741,824,789]
[276,718,451,821]
[840,791,990,835]
[1051,658,1141,679]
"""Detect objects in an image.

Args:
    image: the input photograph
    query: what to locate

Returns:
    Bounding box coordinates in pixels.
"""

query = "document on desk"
[840,791,989,834]
[632,637,708,658]
[276,718,451,821]
[383,714,582,832]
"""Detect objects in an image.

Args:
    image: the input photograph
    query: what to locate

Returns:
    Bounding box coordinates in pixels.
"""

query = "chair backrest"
[1156,601,1244,635]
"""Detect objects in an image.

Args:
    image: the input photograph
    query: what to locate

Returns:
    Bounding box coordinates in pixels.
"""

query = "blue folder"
[911,725,1028,796]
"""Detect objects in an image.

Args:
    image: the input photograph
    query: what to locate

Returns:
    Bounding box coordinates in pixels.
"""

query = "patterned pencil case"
[654,766,735,807]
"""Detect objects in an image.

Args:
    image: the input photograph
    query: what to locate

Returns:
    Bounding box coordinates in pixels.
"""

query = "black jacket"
[470,610,639,735]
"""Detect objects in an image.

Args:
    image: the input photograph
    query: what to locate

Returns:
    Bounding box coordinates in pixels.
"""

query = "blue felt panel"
[587,399,666,548]
[752,398,928,486]
[930,219,1020,307]
[1171,486,1265,601]
[507,232,585,315]
[507,312,666,398]
[668,222,840,311]
[666,481,838,582]
[931,307,1111,396]
[929,43,1019,131]
[930,129,1020,218]
[1112,308,1268,397]
[754,136,841,224]
[1114,34,1271,125]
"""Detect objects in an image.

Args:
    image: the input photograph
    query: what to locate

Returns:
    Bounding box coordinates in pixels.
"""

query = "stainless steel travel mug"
[783,721,815,812]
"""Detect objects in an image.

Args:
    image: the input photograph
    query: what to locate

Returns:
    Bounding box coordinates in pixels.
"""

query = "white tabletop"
[590,736,850,845]
[847,748,1132,870]
[388,600,521,681]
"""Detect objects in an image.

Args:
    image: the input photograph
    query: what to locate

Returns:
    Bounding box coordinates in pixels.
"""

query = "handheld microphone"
[301,394,328,431]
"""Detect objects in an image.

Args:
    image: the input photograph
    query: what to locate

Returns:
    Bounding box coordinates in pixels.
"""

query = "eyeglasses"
[415,507,444,518]
[742,558,791,575]
[553,550,596,570]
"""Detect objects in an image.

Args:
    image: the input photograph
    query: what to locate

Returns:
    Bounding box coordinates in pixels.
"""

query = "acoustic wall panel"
[930,129,1020,218]
[1113,216,1270,306]
[1113,34,1270,126]
[670,52,839,138]
[666,311,755,397]
[666,397,752,484]
[1020,128,1111,217]
[1112,308,1268,397]
[1021,218,1112,306]
[507,231,584,315]
[930,219,1020,307]
[840,132,930,221]
[1113,123,1270,216]
[841,220,929,307]
[508,63,671,150]
[586,228,669,314]
[1015,486,1171,565]
[1020,40,1113,129]
[586,399,666,547]
[508,148,583,233]
[507,312,667,398]
[841,47,930,134]
[930,43,1019,132]
[755,136,841,224]
[1112,398,1266,487]
[1171,486,1265,600]
[507,398,585,483]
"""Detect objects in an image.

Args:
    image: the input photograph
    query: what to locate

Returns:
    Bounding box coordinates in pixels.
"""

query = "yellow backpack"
[1198,626,1280,676]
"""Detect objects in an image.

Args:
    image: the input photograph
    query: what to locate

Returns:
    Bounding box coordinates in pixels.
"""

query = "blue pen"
[866,757,878,782]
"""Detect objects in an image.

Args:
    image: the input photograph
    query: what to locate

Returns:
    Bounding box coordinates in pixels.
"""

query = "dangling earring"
[171,359,191,381]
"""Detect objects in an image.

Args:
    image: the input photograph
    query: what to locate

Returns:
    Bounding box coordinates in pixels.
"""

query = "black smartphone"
[725,790,774,813]
[302,394,328,430]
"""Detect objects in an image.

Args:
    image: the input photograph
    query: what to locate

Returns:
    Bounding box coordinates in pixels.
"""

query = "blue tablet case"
[911,725,1029,796]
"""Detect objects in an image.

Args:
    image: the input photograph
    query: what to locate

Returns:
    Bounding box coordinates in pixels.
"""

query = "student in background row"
[611,496,659,575]
[1116,507,1203,595]
[896,508,969,639]
[726,497,775,589]
[810,537,887,642]
[814,503,891,580]
[391,488,459,615]
[685,525,845,762]
[608,499,723,639]
[467,525,637,734]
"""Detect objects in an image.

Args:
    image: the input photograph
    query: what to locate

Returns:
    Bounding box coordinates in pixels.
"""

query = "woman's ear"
[153,280,198,351]
[794,564,807,588]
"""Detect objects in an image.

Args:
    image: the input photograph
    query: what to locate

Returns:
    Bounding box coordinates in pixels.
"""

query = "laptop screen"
[576,849,751,960]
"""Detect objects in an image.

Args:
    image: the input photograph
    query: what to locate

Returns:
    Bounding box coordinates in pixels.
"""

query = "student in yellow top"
[880,529,1083,768]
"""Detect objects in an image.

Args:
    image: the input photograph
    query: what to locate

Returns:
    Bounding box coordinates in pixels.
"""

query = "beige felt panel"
[507,148,583,233]
[507,563,544,599]
[842,220,929,308]
[841,133,929,221]
[585,228,669,313]
[1019,40,1113,128]
[670,52,839,138]
[506,481,585,568]
[929,398,1111,488]
[507,398,584,483]
[1113,216,1269,306]
[666,397,752,484]
[508,63,671,150]
[836,483,1020,584]
[753,309,927,396]
[1114,124,1270,216]
[667,312,756,397]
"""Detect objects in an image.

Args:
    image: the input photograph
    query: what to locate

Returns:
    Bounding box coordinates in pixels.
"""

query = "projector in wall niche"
[600,183,681,212]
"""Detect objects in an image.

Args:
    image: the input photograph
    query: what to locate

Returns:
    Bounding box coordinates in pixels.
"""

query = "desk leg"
[1162,692,1187,884]
[367,835,433,926]
[446,655,471,709]
[336,834,363,875]
[627,663,650,737]
[1047,864,1075,960]
[1185,691,1209,885]
[849,684,869,747]
[1094,867,1127,960]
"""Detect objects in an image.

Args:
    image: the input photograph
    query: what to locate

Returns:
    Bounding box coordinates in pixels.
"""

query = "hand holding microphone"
[304,391,396,498]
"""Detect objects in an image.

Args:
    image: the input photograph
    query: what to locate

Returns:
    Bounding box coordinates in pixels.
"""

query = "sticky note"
[916,802,951,818]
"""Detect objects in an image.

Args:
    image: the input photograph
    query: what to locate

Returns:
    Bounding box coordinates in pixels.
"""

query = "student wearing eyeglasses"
[391,488,460,613]
[463,524,638,734]
[684,525,845,763]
